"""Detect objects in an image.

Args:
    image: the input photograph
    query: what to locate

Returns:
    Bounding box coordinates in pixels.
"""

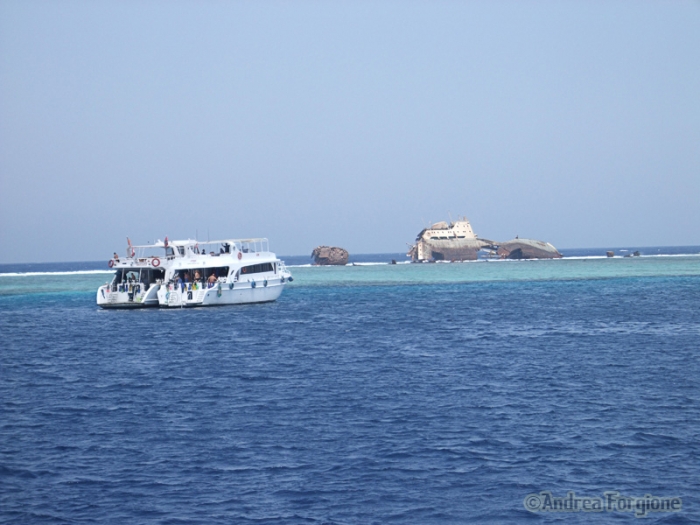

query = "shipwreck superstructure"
[407,218,494,262]
[407,217,561,262]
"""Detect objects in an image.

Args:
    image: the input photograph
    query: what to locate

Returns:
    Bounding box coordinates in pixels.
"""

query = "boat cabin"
[110,267,165,292]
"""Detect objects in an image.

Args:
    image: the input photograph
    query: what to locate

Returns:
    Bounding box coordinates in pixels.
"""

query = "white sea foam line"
[288,262,394,267]
[640,253,700,258]
[562,254,700,260]
[0,270,114,277]
[340,254,700,264]
[556,256,609,260]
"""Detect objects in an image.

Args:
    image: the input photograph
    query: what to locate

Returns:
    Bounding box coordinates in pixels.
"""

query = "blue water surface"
[1,263,699,523]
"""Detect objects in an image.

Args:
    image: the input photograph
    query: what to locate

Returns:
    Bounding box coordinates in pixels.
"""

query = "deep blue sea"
[1,249,699,524]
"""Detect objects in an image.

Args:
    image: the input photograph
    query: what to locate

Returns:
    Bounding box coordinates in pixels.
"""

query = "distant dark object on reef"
[311,246,349,266]
[497,239,562,260]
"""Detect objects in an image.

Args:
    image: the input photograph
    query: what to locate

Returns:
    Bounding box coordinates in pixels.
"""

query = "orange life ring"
[152,257,161,267]
[108,259,114,268]
[238,252,242,260]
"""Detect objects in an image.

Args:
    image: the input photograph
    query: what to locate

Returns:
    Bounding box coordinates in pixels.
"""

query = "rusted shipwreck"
[496,238,562,260]
[311,246,349,266]
[407,218,561,262]
[407,219,494,261]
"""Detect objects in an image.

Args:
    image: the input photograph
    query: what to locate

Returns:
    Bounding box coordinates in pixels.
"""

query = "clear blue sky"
[1,1,699,263]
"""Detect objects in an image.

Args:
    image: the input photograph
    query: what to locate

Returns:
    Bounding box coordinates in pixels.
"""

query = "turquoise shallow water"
[291,255,700,287]
[2,255,700,297]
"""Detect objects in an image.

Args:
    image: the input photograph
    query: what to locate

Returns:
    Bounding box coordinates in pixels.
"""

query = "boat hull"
[158,280,285,307]
[97,284,161,309]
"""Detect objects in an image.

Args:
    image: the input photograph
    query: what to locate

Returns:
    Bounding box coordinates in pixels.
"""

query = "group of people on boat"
[178,270,218,284]
[172,268,227,292]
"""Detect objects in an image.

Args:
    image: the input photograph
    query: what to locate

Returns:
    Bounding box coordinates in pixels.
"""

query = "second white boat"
[156,238,292,307]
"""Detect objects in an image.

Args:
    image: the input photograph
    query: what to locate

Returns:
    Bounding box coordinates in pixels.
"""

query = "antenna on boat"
[207,229,210,242]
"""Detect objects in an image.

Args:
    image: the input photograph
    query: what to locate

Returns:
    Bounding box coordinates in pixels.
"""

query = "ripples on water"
[1,263,699,523]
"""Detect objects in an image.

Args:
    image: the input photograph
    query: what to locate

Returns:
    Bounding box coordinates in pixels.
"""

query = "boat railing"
[108,277,165,293]
[110,282,149,294]
[116,256,165,266]
[277,261,292,275]
[167,278,229,292]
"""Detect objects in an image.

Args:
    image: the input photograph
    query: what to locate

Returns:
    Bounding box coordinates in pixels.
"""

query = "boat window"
[239,263,274,275]
[166,247,175,257]
[177,247,185,256]
[201,267,230,279]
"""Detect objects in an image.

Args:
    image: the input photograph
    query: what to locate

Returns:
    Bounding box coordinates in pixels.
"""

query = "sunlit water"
[1,252,699,523]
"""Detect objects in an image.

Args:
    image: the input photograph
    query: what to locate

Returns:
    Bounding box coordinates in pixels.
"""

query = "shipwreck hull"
[428,246,480,261]
[497,239,562,260]
[311,246,349,266]
[416,239,492,262]
[407,217,561,262]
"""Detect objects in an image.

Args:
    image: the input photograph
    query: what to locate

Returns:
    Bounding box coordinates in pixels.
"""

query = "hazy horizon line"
[2,244,700,266]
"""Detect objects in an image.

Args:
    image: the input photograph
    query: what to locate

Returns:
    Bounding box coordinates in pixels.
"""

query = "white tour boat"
[97,238,173,308]
[156,238,292,308]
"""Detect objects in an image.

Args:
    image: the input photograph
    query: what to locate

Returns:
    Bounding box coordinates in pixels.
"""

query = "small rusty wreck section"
[407,217,561,262]
[311,246,349,266]
[497,239,562,260]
